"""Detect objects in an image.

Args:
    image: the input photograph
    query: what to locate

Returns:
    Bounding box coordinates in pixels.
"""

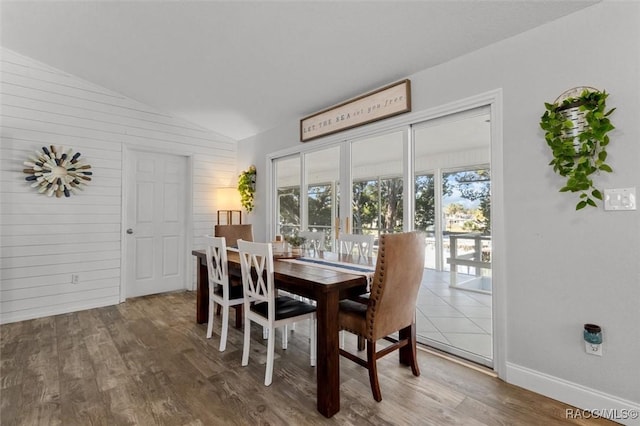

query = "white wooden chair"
[299,230,326,252]
[338,233,375,257]
[238,240,317,386]
[294,230,326,333]
[205,236,244,352]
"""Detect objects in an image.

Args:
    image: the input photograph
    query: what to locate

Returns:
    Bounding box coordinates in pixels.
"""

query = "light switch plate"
[604,187,636,211]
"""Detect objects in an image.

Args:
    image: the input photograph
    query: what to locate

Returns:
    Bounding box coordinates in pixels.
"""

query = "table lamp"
[216,187,242,224]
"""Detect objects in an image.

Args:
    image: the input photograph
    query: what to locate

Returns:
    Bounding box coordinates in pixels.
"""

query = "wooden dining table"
[191,249,414,418]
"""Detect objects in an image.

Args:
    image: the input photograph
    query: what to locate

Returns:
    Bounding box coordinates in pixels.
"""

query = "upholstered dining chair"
[299,230,326,252]
[214,224,254,247]
[214,224,253,316]
[338,231,425,401]
[338,233,375,257]
[337,233,375,348]
[237,240,317,386]
[205,236,244,352]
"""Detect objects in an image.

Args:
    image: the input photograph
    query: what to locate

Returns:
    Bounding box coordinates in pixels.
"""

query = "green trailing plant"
[540,89,615,210]
[237,165,256,213]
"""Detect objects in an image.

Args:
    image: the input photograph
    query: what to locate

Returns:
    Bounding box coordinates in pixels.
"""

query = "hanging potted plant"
[539,87,615,210]
[237,165,256,213]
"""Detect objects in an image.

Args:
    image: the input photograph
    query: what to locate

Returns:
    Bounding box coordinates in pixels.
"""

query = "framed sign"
[300,79,411,142]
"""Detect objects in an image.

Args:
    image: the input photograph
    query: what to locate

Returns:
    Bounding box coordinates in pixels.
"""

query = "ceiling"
[1,1,597,141]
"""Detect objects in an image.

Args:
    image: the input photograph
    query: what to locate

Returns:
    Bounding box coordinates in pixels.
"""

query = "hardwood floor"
[1,292,613,425]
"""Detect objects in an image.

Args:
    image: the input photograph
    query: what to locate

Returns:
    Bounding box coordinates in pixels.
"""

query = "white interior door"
[125,150,187,298]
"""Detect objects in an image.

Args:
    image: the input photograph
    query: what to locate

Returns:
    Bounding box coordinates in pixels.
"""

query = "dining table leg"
[196,257,209,324]
[315,290,340,418]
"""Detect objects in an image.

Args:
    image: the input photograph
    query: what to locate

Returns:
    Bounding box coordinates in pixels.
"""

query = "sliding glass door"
[270,104,496,367]
[413,107,493,366]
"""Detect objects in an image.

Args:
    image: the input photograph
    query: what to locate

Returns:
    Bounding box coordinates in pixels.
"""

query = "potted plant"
[539,88,615,210]
[237,165,256,213]
[284,233,307,255]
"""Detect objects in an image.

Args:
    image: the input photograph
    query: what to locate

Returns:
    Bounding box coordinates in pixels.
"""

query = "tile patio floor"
[416,269,493,365]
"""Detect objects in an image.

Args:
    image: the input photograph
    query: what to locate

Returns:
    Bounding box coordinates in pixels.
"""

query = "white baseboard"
[507,363,640,426]
[0,297,120,325]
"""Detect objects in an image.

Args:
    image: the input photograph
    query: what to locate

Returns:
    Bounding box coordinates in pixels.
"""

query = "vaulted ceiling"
[1,1,597,141]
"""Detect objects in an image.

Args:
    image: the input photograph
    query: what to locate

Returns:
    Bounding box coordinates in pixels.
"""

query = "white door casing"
[125,150,188,298]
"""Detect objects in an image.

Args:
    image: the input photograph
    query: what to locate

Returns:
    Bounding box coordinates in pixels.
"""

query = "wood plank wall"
[0,48,237,324]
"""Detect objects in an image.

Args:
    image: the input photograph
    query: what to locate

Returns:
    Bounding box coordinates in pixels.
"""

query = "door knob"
[126,228,133,234]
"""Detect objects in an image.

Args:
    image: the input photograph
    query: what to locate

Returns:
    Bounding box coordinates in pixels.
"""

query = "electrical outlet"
[71,274,79,284]
[585,342,603,356]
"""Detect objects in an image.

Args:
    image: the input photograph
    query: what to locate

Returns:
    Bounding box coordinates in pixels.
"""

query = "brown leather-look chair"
[214,224,254,247]
[338,231,425,402]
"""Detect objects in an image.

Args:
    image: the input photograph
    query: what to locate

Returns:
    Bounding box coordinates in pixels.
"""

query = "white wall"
[0,48,237,323]
[239,1,640,416]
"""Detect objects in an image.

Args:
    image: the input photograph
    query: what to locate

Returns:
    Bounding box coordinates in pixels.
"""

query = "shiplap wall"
[0,48,237,324]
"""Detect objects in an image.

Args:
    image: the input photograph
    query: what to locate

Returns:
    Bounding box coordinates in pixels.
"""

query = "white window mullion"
[340,141,352,236]
[404,126,414,232]
[300,154,308,232]
[434,169,444,271]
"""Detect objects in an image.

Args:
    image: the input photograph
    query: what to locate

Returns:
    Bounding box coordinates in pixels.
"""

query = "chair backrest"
[299,230,326,252]
[339,233,375,257]
[214,224,254,247]
[366,232,425,340]
[205,236,229,298]
[237,240,275,315]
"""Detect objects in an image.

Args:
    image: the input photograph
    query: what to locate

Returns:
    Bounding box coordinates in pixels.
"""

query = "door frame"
[120,144,194,302]
[265,89,505,378]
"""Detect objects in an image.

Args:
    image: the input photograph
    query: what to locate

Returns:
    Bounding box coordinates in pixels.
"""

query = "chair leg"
[366,341,382,402]
[408,326,421,377]
[206,301,215,339]
[340,330,345,349]
[310,318,316,367]
[357,336,365,351]
[241,317,251,367]
[265,325,276,386]
[263,326,269,340]
[282,325,288,350]
[219,305,229,352]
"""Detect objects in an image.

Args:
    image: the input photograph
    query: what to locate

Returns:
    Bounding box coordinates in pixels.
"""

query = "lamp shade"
[216,187,241,211]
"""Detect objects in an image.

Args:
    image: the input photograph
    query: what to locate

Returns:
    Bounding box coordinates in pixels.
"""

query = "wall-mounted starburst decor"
[23,146,92,197]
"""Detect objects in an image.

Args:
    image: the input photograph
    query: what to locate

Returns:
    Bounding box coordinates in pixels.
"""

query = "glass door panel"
[351,131,404,253]
[413,107,493,367]
[414,173,436,269]
[275,155,301,237]
[304,146,340,251]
